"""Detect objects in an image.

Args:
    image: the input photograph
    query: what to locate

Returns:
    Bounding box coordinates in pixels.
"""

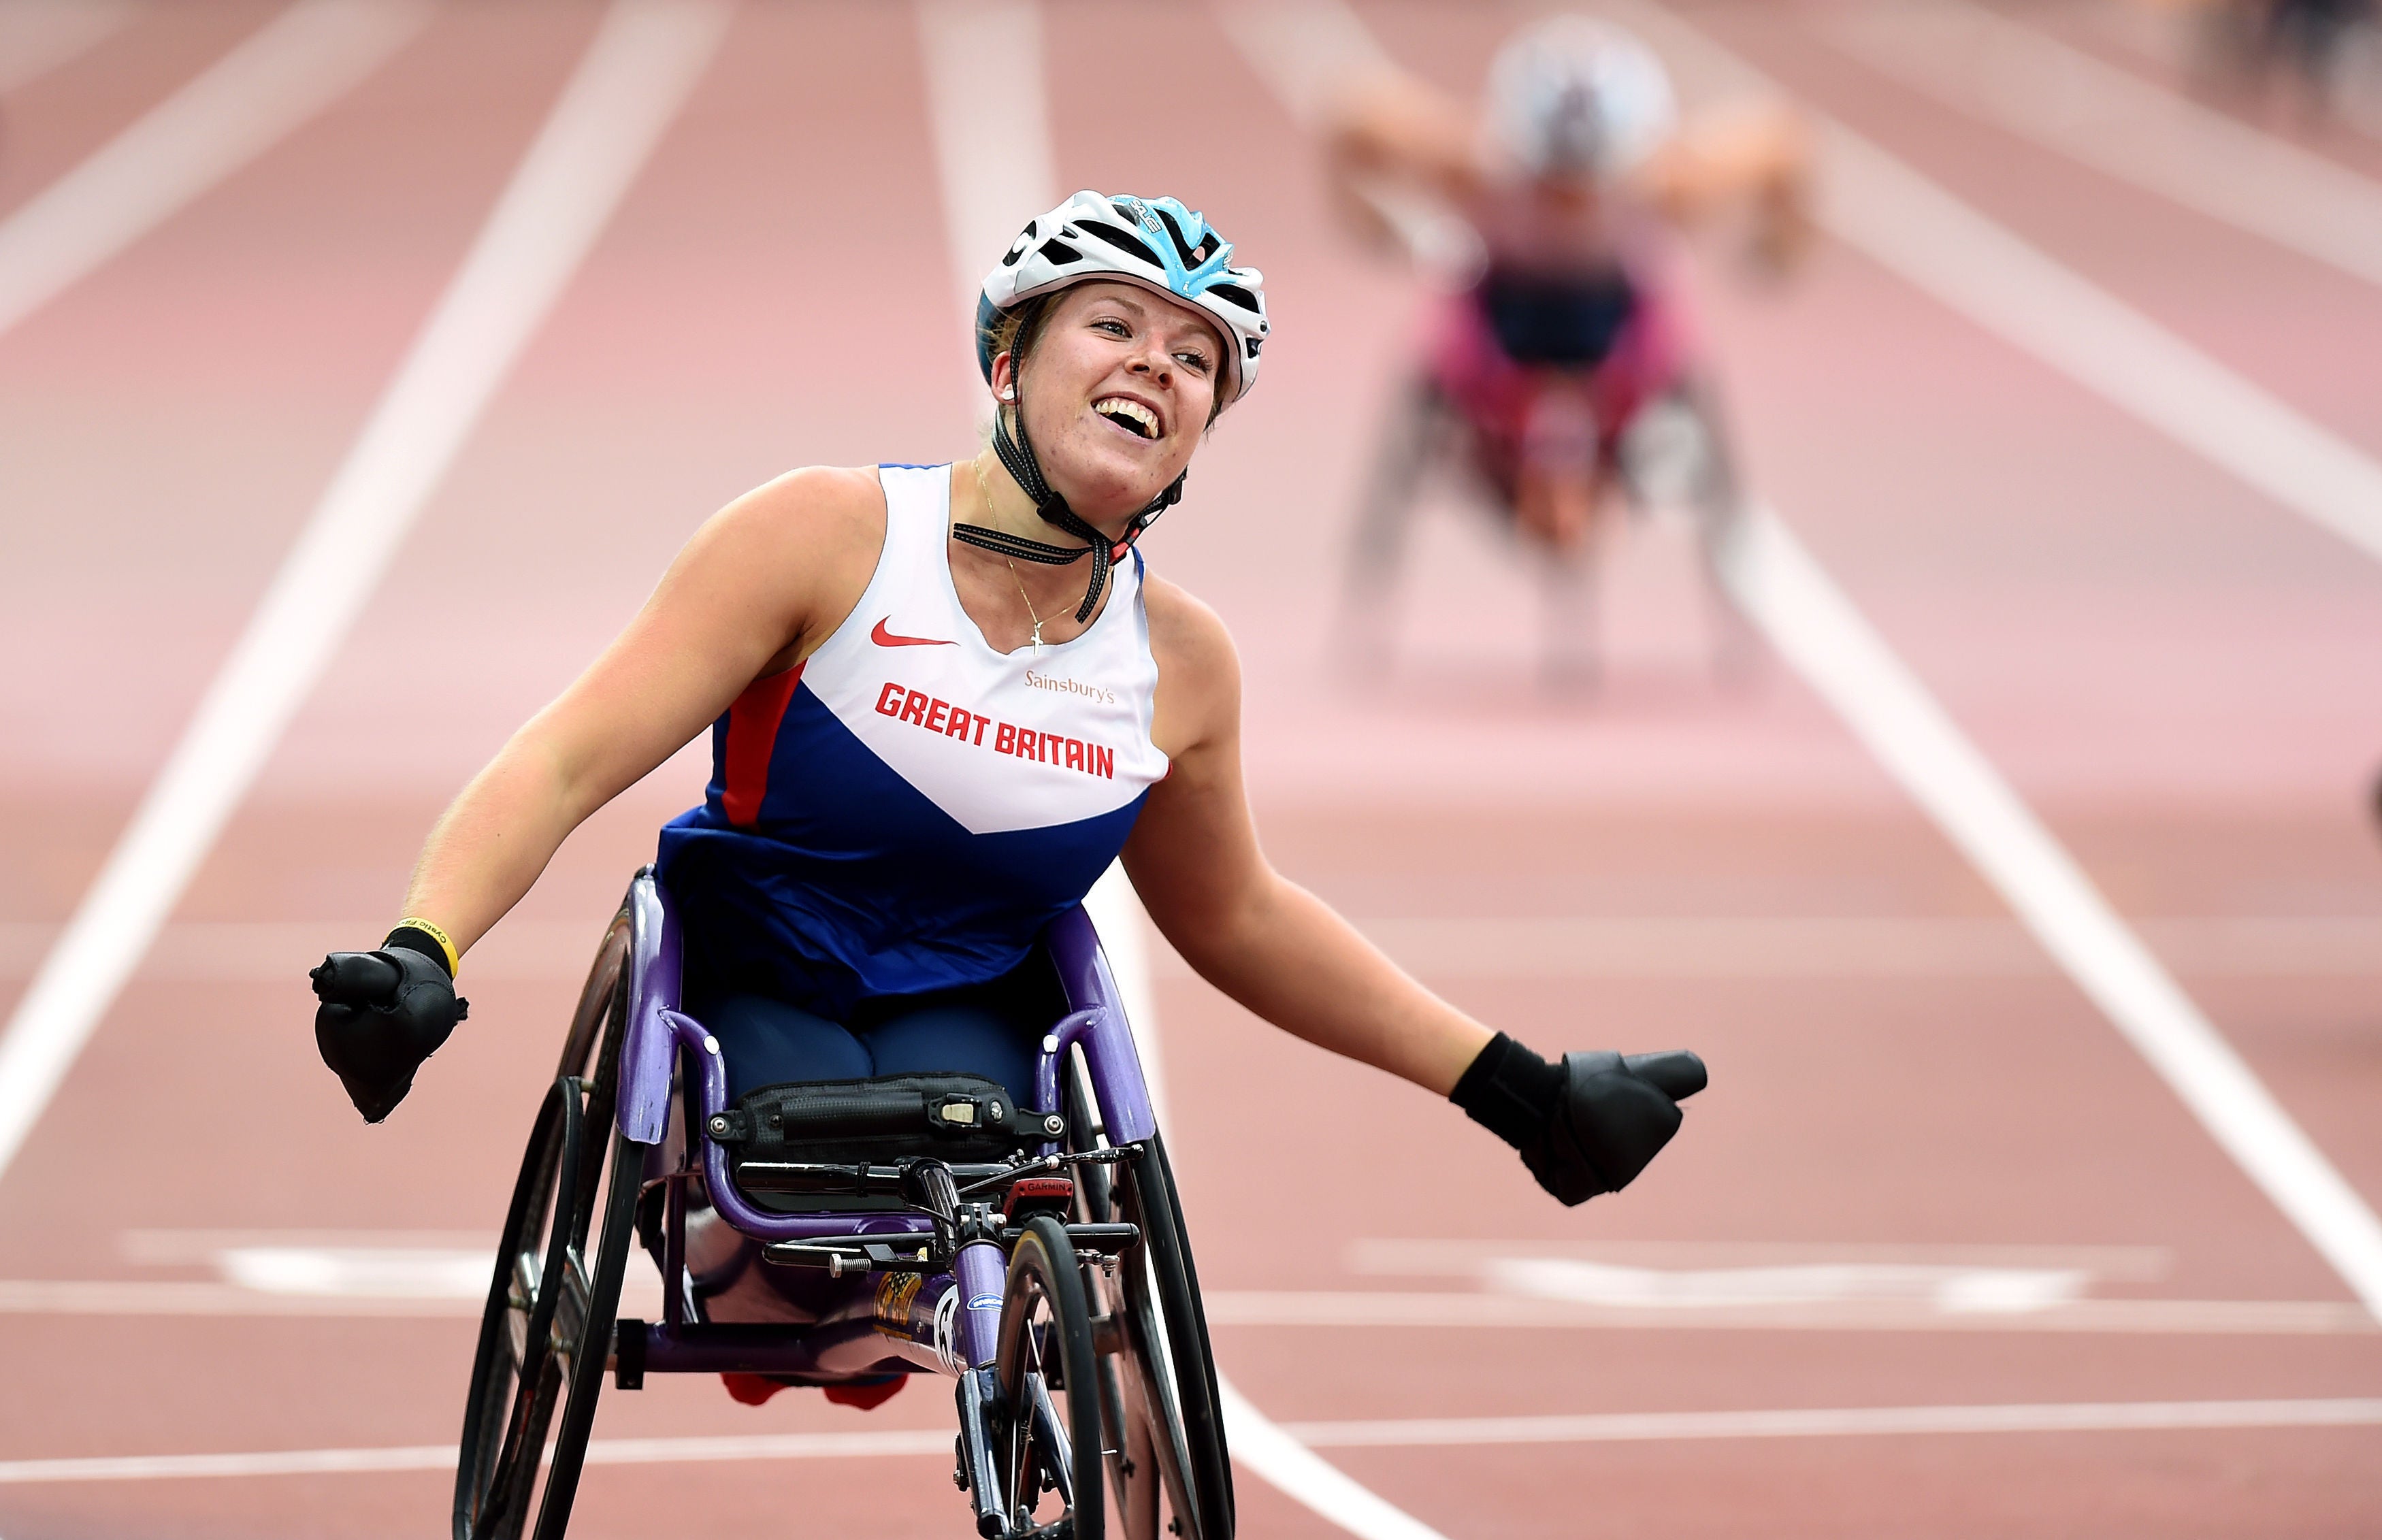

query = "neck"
[964,449,1044,541]
[968,416,1138,545]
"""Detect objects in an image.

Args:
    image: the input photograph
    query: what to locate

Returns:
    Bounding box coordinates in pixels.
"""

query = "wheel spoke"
[1028,1371,1077,1508]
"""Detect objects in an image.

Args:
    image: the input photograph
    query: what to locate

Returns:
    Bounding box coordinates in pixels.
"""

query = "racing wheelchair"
[1337,367,1759,689]
[453,868,1233,1540]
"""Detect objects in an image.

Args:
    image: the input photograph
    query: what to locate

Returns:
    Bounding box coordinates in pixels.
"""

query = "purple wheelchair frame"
[608,869,1159,1383]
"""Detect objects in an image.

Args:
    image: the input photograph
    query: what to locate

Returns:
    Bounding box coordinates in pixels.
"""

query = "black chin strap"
[951,401,1186,623]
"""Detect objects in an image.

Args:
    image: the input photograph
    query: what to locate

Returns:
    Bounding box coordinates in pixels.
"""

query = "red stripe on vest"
[721,664,803,826]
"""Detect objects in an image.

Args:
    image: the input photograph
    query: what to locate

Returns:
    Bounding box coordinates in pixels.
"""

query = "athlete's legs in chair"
[706,995,870,1098]
[682,983,1045,1362]
[706,990,1039,1106]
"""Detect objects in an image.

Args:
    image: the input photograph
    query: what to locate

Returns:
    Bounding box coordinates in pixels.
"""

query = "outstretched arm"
[1634,98,1814,270]
[1122,584,1492,1094]
[1124,580,1706,1202]
[1323,69,1484,259]
[399,465,881,959]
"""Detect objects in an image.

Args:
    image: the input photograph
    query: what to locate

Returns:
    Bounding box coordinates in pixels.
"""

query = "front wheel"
[996,1215,1106,1540]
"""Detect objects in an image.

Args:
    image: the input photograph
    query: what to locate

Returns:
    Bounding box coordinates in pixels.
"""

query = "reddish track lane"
[2,2,2379,1537]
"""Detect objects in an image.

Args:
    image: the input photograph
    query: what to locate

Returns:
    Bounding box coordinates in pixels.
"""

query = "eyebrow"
[1088,288,1219,354]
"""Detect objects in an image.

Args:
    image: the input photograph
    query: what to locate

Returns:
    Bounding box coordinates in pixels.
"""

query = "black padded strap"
[957,402,1185,622]
[950,522,1092,566]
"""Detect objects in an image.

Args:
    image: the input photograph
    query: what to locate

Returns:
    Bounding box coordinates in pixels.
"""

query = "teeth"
[1095,398,1158,437]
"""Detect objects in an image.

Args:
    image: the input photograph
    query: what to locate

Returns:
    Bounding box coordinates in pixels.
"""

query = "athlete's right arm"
[311,466,883,1121]
[1633,98,1813,272]
[403,466,883,956]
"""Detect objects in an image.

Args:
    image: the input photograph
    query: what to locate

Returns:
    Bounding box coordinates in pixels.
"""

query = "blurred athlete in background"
[1328,16,1809,685]
[2173,0,2381,122]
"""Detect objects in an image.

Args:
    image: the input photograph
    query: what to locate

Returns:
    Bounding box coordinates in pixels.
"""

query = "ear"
[990,350,1019,404]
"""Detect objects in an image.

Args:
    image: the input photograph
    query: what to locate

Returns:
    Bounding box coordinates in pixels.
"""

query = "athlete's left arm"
[1121,582,1493,1095]
[1634,97,1814,272]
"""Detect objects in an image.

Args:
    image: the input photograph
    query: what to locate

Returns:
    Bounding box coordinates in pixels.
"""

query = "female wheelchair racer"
[308,191,1706,1539]
[1326,18,1808,682]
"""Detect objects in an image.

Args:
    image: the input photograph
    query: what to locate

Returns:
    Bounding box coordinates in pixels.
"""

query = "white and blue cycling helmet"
[1486,16,1677,184]
[978,190,1271,406]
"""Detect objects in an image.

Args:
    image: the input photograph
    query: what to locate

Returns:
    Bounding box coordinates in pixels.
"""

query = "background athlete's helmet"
[978,190,1270,406]
[1485,16,1677,184]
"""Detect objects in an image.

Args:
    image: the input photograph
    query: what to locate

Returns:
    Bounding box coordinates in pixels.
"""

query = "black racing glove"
[311,930,468,1123]
[1452,1034,1706,1206]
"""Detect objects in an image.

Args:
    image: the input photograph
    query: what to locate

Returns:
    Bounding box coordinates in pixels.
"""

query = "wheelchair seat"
[709,1069,1055,1214]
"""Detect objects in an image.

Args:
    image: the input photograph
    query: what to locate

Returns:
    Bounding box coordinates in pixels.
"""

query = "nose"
[1126,344,1171,390]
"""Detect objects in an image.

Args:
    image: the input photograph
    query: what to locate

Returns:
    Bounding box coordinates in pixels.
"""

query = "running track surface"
[3,2,2381,1537]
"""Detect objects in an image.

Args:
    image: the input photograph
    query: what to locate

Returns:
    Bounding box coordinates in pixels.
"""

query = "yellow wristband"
[393,917,461,979]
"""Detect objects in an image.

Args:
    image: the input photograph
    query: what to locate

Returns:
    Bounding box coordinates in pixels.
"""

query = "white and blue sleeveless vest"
[655,463,1167,1016]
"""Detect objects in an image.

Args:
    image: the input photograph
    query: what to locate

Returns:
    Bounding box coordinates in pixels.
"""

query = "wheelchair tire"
[997,1215,1106,1540]
[1114,1134,1234,1540]
[455,932,645,1540]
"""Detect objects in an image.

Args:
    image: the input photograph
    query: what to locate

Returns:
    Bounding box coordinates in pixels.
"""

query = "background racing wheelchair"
[453,867,1232,1540]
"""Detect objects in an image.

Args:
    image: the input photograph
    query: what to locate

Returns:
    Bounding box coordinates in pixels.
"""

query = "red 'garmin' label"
[872,681,1115,779]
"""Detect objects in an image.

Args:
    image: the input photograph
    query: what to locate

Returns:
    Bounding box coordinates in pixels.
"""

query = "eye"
[1173,350,1211,374]
[1091,316,1130,337]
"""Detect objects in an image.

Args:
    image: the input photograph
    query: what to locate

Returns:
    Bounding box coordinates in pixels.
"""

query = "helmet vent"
[1205,282,1262,314]
[1037,238,1082,265]
[1151,206,1205,266]
[1078,222,1161,267]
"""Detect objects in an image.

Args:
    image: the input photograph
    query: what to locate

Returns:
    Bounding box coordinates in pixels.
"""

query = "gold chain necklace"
[970,455,1054,653]
[1005,557,1047,654]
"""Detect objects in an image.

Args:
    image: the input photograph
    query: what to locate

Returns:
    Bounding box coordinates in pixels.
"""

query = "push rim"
[455,923,639,1540]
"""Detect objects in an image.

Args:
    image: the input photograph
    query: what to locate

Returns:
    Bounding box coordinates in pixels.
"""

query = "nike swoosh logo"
[872,617,956,648]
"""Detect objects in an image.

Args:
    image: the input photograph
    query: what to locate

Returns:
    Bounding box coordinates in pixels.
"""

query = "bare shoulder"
[702,463,885,565]
[659,464,888,663]
[1143,573,1240,759]
[1142,574,1239,682]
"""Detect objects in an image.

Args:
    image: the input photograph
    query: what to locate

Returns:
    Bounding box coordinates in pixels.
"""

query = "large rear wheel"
[1111,1135,1233,1540]
[455,921,647,1540]
[1067,1075,1232,1540]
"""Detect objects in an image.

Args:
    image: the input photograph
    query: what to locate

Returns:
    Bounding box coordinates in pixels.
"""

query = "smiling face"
[990,281,1225,529]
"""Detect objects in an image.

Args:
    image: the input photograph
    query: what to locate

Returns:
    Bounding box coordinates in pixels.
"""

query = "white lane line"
[1225,0,2382,1324]
[1598,0,2382,567]
[1213,0,1396,124]
[915,0,1055,410]
[1099,861,1452,1540]
[1829,0,2382,291]
[0,1432,953,1486]
[0,0,428,340]
[11,1398,2378,1484]
[6,1277,2370,1333]
[1720,505,2382,1322]
[1222,1381,1450,1540]
[0,0,732,1187]
[918,4,1450,1533]
[0,1279,485,1316]
[1283,1397,2382,1448]
[1352,1238,2175,1275]
[1202,1289,2379,1336]
[0,0,140,97]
